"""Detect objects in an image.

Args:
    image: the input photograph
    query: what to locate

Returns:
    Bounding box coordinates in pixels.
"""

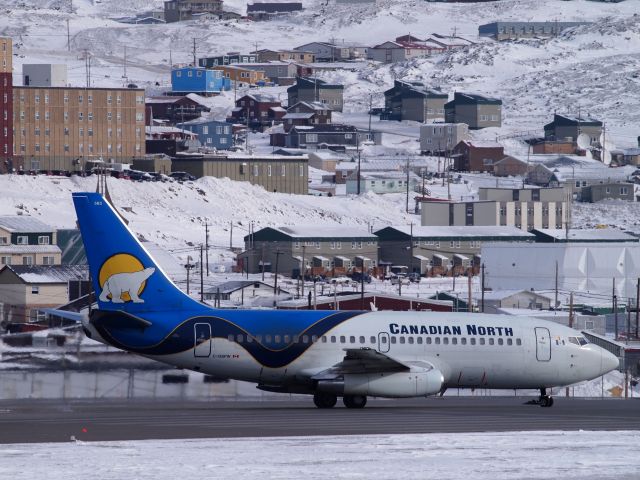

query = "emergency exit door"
[194,323,212,357]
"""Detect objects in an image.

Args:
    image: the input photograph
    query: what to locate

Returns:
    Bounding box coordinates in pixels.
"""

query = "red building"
[229,93,286,131]
[145,96,211,126]
[0,37,13,173]
[282,101,332,132]
[452,140,504,172]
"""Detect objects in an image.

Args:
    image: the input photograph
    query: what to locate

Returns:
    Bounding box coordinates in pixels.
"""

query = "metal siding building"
[176,118,233,150]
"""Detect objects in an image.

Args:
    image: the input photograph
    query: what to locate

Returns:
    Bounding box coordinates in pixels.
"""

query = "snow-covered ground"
[2,431,640,479]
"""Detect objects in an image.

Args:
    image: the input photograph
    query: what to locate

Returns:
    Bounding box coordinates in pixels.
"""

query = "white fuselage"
[100,312,616,394]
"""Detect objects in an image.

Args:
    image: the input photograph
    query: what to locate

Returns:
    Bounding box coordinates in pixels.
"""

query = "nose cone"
[601,349,619,375]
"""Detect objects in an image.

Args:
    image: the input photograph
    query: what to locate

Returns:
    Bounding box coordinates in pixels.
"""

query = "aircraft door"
[378,332,390,353]
[535,327,551,362]
[194,323,212,357]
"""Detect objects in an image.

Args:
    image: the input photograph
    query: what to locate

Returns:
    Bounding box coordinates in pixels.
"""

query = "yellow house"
[212,65,267,86]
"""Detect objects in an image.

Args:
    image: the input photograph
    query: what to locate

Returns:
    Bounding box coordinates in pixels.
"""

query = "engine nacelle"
[317,368,444,398]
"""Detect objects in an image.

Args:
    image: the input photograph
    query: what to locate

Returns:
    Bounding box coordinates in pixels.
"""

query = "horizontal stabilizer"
[90,309,153,331]
[40,309,86,323]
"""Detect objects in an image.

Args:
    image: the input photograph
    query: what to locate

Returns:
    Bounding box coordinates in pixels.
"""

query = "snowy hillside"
[1,1,639,145]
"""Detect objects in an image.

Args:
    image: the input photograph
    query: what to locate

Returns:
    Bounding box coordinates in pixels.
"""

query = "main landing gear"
[313,393,367,409]
[538,388,554,408]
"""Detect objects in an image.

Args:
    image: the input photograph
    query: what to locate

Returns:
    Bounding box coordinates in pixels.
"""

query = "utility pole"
[273,250,283,305]
[199,245,204,302]
[261,245,265,281]
[636,277,639,338]
[467,273,472,314]
[405,157,410,213]
[185,256,195,295]
[481,263,485,313]
[205,223,209,276]
[169,48,173,68]
[192,38,197,66]
[368,93,373,135]
[229,221,233,251]
[301,245,306,297]
[568,292,574,328]
[627,298,632,345]
[356,136,361,195]
[613,278,617,339]
[67,19,70,51]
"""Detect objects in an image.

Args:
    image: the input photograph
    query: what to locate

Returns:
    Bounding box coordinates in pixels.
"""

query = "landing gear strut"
[313,392,337,409]
[343,395,367,409]
[539,388,554,408]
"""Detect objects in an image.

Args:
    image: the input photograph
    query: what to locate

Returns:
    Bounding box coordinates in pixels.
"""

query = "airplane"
[70,192,619,409]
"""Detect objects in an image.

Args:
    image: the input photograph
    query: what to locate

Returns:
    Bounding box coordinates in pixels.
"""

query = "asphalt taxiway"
[0,397,638,444]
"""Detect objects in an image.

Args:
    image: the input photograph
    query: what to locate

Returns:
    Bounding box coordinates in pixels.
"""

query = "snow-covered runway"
[1,431,639,480]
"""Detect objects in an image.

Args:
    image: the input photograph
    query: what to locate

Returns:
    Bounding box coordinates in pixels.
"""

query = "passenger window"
[452,338,457,345]
[300,335,307,343]
[331,336,337,343]
[321,336,327,343]
[381,336,387,344]
[470,338,476,345]
[265,335,272,343]
[435,338,441,345]
[340,336,346,343]
[284,335,291,343]
[488,338,494,345]
[237,334,244,343]
[461,338,467,345]
[426,337,432,344]
[507,338,512,346]
[555,339,559,345]
[312,335,318,343]
[256,335,263,342]
[247,336,253,343]
[274,335,281,343]
[391,337,397,344]
[417,337,423,344]
[399,337,405,344]
[349,336,356,344]
[443,338,449,345]
[479,338,485,345]
[408,337,414,344]
[359,336,365,344]
[498,338,503,345]
[370,336,376,343]
[294,335,300,343]
[516,338,522,346]
[227,334,234,342]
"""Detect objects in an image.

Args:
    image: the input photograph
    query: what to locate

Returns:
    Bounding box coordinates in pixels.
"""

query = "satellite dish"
[599,132,615,165]
[584,149,593,161]
[576,133,591,150]
[602,149,612,165]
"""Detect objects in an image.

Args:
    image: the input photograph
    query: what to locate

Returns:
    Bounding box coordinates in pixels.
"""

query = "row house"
[419,123,469,154]
[253,49,315,64]
[479,21,590,41]
[164,0,223,22]
[237,226,378,276]
[198,52,258,68]
[145,96,211,125]
[271,124,359,150]
[211,65,267,87]
[0,216,61,267]
[383,80,448,123]
[345,171,421,195]
[287,77,344,112]
[282,101,332,132]
[242,62,298,85]
[451,140,504,172]
[171,66,230,95]
[444,92,502,129]
[229,94,286,130]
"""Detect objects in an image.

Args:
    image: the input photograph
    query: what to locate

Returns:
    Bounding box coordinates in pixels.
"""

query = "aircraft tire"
[540,396,554,408]
[313,392,337,409]
[343,395,367,409]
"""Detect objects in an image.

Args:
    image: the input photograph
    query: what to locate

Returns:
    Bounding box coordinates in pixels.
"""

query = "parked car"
[148,172,172,183]
[127,169,153,182]
[390,274,410,285]
[331,276,351,285]
[349,271,372,283]
[407,272,422,283]
[170,171,196,181]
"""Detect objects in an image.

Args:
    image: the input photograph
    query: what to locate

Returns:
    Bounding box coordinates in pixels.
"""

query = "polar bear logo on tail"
[99,267,155,303]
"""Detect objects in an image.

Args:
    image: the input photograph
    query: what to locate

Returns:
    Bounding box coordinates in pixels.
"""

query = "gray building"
[445,92,502,129]
[482,289,553,314]
[580,182,635,203]
[247,2,303,20]
[420,123,469,153]
[345,171,420,195]
[287,77,344,112]
[22,64,67,87]
[479,21,590,41]
[238,226,378,276]
[544,114,603,145]
[242,62,298,84]
[375,225,534,276]
[164,0,223,22]
[294,42,351,62]
[283,124,359,150]
[421,187,567,231]
[171,153,308,194]
[383,80,448,122]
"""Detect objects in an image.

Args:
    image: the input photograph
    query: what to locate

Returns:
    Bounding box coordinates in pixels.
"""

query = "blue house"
[171,67,230,95]
[177,118,234,150]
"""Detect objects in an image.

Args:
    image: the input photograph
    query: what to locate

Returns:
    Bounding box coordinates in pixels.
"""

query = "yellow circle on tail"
[99,254,147,302]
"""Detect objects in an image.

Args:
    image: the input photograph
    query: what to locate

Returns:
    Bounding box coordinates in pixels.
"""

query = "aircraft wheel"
[343,395,367,409]
[539,395,554,408]
[313,392,337,409]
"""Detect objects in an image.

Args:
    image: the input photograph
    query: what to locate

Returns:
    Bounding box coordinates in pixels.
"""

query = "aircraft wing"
[312,348,411,380]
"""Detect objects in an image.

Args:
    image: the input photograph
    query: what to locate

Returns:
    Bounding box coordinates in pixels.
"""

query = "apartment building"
[11,86,146,172]
[1,37,13,164]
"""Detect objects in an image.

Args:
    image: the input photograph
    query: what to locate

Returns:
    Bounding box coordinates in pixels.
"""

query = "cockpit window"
[568,337,580,346]
[578,336,588,346]
[568,336,589,346]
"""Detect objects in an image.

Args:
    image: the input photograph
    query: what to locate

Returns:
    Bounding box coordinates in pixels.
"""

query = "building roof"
[0,245,61,254]
[532,229,639,243]
[205,280,273,294]
[247,2,303,13]
[283,112,315,120]
[459,140,503,149]
[0,265,88,284]
[545,113,603,128]
[288,101,331,112]
[448,92,502,106]
[248,225,376,242]
[375,225,535,240]
[482,289,551,301]
[291,124,357,133]
[288,77,344,91]
[0,216,55,233]
[239,93,278,103]
[177,116,228,126]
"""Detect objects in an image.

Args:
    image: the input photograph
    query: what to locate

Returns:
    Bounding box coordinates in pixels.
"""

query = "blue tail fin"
[73,192,202,313]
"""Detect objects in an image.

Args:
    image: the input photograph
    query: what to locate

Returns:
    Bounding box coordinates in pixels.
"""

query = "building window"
[306,133,318,143]
[281,165,286,176]
[17,236,28,245]
[23,256,33,266]
[253,165,259,176]
[267,165,272,176]
[42,256,55,265]
[0,256,10,265]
